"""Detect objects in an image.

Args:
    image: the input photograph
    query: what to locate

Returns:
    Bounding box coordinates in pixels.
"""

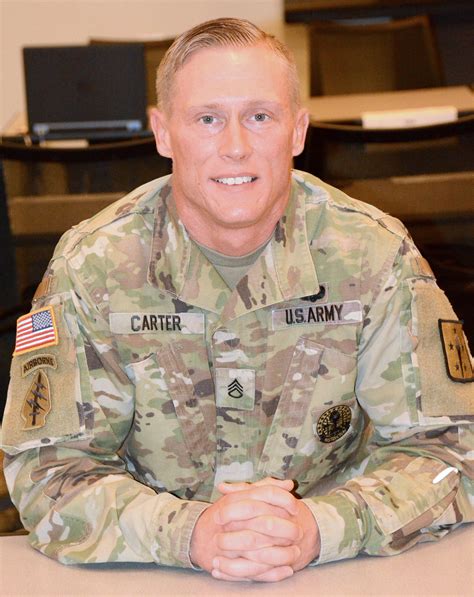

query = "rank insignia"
[227,379,244,399]
[21,370,52,430]
[439,320,474,383]
[14,306,58,356]
[316,405,352,443]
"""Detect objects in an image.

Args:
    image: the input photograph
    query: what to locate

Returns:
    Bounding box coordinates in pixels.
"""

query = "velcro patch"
[315,404,352,443]
[215,368,256,411]
[21,354,57,377]
[32,274,55,303]
[272,300,362,330]
[21,370,52,430]
[411,256,435,279]
[439,320,474,383]
[110,312,205,335]
[13,306,59,356]
[2,303,85,451]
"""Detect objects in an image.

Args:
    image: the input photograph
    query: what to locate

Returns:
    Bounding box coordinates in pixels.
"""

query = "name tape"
[110,312,205,335]
[272,300,362,330]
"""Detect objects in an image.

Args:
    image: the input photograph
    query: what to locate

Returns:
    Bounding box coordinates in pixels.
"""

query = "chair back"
[309,16,444,96]
[0,137,171,301]
[297,115,474,181]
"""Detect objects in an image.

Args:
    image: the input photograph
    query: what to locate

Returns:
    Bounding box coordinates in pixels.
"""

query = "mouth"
[211,176,257,186]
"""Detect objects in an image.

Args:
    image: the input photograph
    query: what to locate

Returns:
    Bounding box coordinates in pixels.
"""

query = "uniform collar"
[148,174,320,319]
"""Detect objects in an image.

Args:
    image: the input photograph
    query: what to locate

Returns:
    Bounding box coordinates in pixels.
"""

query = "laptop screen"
[23,44,148,140]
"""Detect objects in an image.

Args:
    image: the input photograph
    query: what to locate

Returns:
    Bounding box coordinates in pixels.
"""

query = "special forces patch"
[439,320,474,382]
[316,405,352,443]
[21,369,52,430]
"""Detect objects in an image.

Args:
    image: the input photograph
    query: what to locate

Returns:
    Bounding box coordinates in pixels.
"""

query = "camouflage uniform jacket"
[2,171,473,567]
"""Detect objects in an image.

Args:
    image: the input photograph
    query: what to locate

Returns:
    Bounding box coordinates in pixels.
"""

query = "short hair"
[156,17,300,113]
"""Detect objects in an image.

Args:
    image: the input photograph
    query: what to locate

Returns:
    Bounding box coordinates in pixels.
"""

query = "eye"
[199,115,216,125]
[252,113,270,122]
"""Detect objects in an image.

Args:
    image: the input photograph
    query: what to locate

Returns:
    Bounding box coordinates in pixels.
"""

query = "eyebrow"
[186,99,285,115]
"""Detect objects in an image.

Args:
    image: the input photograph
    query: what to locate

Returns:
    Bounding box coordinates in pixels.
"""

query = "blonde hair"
[156,18,300,113]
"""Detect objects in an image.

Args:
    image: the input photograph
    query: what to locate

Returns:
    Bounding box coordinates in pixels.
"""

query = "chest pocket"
[257,336,363,492]
[124,343,215,498]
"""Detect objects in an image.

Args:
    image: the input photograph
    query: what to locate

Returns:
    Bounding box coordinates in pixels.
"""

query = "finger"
[214,499,292,525]
[223,515,303,542]
[253,566,295,583]
[212,565,294,583]
[212,556,272,579]
[217,485,298,520]
[211,569,252,582]
[239,545,301,567]
[218,478,294,494]
[217,529,293,551]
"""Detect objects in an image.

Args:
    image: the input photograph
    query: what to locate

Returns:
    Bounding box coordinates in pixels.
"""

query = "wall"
[0,0,284,129]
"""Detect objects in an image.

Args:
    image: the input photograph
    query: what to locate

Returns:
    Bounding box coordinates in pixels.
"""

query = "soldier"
[1,17,473,583]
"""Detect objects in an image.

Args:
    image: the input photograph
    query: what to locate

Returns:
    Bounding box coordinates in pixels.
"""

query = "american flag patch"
[13,306,59,356]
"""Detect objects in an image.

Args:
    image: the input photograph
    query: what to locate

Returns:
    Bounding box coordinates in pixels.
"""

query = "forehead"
[172,43,292,108]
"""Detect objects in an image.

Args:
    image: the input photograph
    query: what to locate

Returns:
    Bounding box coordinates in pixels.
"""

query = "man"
[1,18,473,583]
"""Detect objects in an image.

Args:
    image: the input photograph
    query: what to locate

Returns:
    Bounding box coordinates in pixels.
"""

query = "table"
[1,525,472,596]
[4,87,474,140]
[305,85,474,123]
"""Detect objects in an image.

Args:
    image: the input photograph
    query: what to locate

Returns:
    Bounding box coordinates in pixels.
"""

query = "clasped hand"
[190,477,320,582]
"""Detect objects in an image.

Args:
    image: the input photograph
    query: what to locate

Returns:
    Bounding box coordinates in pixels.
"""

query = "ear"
[149,107,173,158]
[291,108,310,157]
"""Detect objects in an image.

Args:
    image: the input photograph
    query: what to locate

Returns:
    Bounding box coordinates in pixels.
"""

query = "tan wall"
[0,0,284,129]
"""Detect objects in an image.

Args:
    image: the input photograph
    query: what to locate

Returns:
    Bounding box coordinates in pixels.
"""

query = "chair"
[296,115,474,341]
[308,16,444,96]
[0,137,171,303]
[298,114,474,181]
[89,38,175,106]
[0,450,26,535]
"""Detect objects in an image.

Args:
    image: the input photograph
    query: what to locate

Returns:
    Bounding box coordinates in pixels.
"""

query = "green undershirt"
[194,239,270,290]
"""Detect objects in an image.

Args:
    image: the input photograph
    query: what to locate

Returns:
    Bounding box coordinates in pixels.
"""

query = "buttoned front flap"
[258,337,363,492]
[124,344,215,499]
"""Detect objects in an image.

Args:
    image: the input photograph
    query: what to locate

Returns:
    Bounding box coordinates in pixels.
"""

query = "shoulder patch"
[13,306,58,356]
[2,303,86,452]
[411,255,435,279]
[32,275,56,304]
[439,320,474,383]
[21,370,52,430]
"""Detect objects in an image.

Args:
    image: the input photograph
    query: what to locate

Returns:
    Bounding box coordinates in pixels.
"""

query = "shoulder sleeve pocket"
[2,301,91,454]
[405,277,474,418]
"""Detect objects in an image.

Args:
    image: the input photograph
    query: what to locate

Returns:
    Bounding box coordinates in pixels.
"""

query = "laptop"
[23,44,149,141]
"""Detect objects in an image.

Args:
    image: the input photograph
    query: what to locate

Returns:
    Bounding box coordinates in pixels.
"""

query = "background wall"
[0,0,284,129]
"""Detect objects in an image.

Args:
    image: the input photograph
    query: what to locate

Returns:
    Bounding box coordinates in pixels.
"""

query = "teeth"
[215,176,254,185]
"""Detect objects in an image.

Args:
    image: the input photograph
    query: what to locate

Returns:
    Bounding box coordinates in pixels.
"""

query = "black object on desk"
[23,44,148,142]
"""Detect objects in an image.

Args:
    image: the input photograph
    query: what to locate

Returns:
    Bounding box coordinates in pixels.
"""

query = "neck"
[172,189,289,256]
[187,220,277,256]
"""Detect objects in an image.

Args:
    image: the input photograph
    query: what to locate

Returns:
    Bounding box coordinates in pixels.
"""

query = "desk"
[1,526,472,596]
[4,88,474,137]
[305,86,474,123]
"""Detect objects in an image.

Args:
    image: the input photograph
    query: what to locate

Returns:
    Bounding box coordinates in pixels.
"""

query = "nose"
[219,117,251,161]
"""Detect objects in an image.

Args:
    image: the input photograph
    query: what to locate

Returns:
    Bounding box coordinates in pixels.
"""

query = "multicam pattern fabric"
[2,171,473,567]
